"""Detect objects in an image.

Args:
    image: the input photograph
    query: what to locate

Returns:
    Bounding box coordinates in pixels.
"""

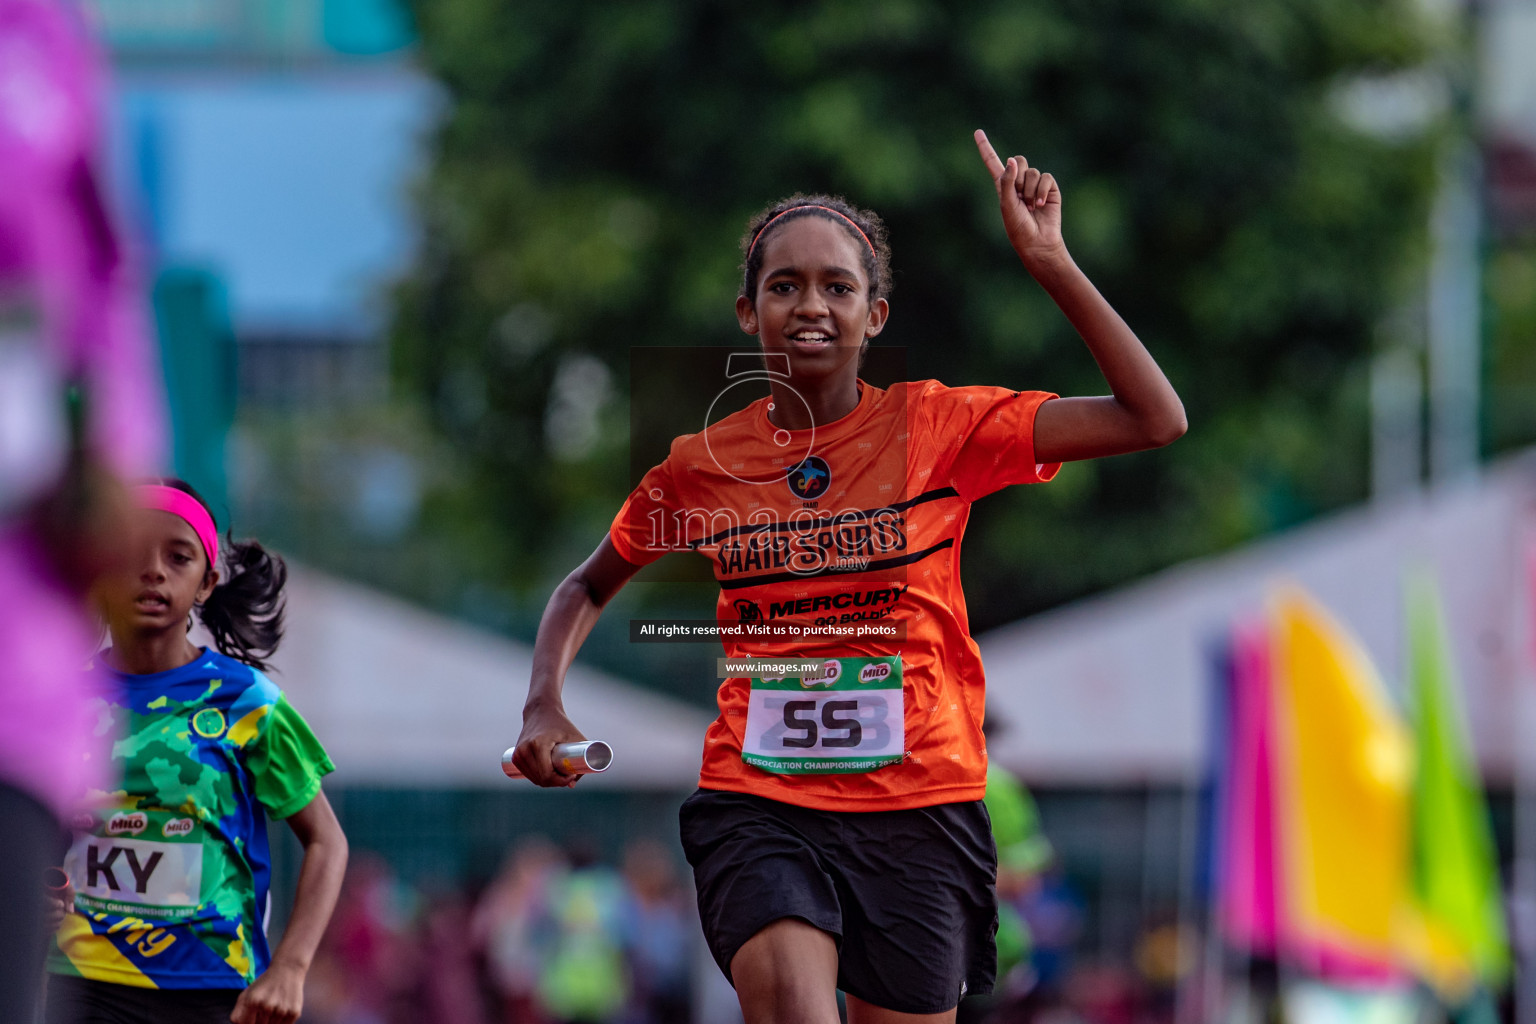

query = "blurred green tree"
[392,0,1441,642]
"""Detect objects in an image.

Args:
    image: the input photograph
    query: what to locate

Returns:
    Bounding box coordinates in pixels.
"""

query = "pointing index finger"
[974,128,1007,182]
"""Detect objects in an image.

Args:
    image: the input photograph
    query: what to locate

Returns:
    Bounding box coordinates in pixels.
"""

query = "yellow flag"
[1270,589,1415,972]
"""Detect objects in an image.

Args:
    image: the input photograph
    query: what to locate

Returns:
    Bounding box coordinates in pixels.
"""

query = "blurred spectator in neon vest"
[532,840,630,1024]
[981,713,1054,986]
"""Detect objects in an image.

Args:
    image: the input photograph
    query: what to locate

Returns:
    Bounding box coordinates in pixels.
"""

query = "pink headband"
[135,485,219,568]
[747,205,876,264]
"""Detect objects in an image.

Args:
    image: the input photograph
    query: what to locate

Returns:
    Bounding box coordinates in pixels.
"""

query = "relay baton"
[501,740,613,780]
[44,866,74,907]
[44,866,71,897]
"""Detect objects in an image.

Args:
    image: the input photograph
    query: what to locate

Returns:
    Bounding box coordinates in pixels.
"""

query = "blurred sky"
[108,71,436,334]
[90,0,431,335]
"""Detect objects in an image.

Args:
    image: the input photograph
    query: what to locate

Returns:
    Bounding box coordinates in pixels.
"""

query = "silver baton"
[501,739,613,779]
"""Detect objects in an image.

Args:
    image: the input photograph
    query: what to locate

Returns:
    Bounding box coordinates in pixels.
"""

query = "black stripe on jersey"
[688,486,960,549]
[716,538,955,591]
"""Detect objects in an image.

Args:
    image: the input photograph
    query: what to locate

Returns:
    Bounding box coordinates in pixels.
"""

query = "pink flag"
[1218,621,1280,954]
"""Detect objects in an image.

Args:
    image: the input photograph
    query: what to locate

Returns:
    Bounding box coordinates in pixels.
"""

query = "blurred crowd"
[291,833,1225,1024]
[299,838,695,1024]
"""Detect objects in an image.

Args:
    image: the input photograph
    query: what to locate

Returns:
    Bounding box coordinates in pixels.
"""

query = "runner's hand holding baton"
[502,739,612,781]
[508,692,597,787]
[513,538,643,786]
[44,867,74,930]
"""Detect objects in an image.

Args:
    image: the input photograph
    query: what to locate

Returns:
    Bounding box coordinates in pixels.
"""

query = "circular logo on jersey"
[191,708,227,739]
[786,456,831,501]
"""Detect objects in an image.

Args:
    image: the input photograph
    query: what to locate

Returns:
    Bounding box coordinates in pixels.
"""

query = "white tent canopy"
[979,452,1536,785]
[261,569,714,789]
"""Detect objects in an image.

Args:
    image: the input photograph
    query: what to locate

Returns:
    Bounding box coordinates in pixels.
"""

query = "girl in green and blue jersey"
[47,480,348,1024]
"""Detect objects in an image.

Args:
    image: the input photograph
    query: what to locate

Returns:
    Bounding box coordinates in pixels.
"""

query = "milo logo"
[800,661,842,688]
[70,812,95,832]
[162,818,194,838]
[106,813,147,836]
[859,663,893,684]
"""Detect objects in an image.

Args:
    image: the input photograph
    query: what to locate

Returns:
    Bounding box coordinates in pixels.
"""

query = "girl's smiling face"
[736,216,888,386]
[98,508,218,638]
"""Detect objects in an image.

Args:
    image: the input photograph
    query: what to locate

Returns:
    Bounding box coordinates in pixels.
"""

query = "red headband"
[747,205,876,264]
[135,485,219,568]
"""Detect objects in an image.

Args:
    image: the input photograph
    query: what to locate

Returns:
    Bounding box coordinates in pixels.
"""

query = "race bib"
[741,656,904,774]
[64,811,204,920]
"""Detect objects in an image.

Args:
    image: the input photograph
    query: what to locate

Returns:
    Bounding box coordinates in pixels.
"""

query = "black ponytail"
[156,479,286,671]
[199,535,286,671]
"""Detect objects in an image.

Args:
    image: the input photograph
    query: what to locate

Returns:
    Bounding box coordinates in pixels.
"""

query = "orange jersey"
[609,380,1059,811]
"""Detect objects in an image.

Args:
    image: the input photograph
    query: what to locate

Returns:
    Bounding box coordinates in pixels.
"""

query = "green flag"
[1407,572,1509,995]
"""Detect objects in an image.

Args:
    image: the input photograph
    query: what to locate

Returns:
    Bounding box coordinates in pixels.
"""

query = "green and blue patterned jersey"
[48,648,334,989]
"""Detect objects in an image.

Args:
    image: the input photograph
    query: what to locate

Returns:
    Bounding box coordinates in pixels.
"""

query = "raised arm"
[974,129,1186,463]
[512,535,644,787]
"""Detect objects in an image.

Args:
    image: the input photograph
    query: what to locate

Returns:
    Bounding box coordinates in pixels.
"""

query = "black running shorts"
[679,787,998,1015]
[44,975,241,1024]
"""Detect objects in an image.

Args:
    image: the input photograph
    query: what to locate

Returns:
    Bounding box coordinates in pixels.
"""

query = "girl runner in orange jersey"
[512,130,1186,1024]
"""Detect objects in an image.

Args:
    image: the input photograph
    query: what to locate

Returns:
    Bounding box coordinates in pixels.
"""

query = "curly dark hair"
[155,478,287,671]
[739,194,893,303]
